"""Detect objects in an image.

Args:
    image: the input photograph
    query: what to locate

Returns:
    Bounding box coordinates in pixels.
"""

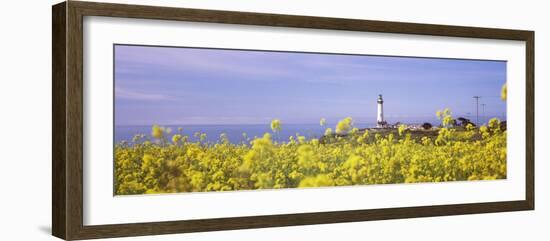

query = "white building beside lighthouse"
[377,94,387,128]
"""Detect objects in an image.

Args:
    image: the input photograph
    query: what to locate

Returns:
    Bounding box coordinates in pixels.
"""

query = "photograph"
[44,1,537,240]
[113,44,508,195]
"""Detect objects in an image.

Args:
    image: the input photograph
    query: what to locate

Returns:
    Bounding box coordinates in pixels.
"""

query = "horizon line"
[115,118,508,127]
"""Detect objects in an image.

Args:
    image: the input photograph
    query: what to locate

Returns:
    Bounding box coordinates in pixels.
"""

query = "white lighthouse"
[377,94,386,128]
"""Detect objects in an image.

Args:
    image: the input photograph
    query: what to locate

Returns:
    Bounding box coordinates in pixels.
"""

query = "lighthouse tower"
[377,94,386,128]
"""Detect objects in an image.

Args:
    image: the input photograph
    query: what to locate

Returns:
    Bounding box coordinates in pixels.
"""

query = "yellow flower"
[488,118,501,129]
[288,135,296,143]
[361,130,370,140]
[398,124,407,136]
[142,154,154,163]
[297,135,306,144]
[299,174,334,188]
[335,117,353,134]
[443,108,451,117]
[171,134,182,144]
[319,118,326,127]
[443,115,454,127]
[115,106,507,195]
[479,125,488,134]
[437,108,454,127]
[297,144,316,169]
[151,125,164,139]
[270,119,282,133]
[501,83,507,101]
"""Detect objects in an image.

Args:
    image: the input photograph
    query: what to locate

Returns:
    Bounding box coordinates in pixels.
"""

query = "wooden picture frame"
[52,1,534,240]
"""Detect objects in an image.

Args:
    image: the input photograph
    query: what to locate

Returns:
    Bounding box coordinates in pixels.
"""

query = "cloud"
[115,87,176,101]
[115,45,294,80]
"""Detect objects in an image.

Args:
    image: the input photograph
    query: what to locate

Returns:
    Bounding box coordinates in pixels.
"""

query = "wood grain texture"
[52,1,535,240]
[52,2,67,239]
[525,32,535,209]
[66,1,85,240]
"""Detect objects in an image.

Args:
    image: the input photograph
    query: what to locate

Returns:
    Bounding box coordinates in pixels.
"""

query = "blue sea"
[115,116,505,145]
[115,123,377,145]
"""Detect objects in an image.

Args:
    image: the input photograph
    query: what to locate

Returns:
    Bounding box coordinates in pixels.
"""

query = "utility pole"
[473,96,481,126]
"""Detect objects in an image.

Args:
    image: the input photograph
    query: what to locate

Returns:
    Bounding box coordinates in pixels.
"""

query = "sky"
[114,44,507,126]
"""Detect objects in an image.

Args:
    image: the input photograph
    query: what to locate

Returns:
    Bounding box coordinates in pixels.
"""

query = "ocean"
[115,116,505,145]
[115,123,377,145]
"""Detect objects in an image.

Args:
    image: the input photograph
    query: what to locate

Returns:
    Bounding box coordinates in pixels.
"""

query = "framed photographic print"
[52,1,534,240]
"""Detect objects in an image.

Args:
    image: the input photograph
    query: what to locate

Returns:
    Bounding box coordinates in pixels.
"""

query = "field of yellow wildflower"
[114,109,506,195]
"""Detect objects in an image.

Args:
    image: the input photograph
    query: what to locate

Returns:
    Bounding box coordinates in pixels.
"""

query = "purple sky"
[114,44,506,126]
